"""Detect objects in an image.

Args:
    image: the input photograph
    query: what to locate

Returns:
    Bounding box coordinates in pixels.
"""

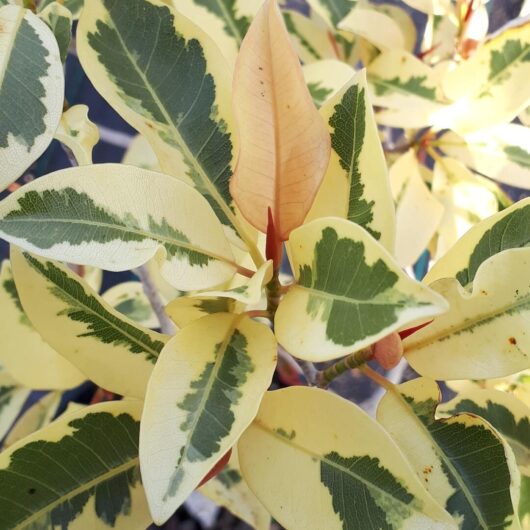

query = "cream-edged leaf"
[339,7,405,51]
[440,387,530,476]
[193,260,272,305]
[431,157,499,260]
[0,259,85,390]
[0,5,64,191]
[306,0,356,28]
[275,217,448,361]
[140,313,277,524]
[0,400,152,530]
[239,386,455,530]
[230,0,331,240]
[38,2,72,63]
[377,377,521,530]
[303,59,355,108]
[390,151,444,268]
[406,249,530,380]
[438,126,530,189]
[54,104,99,166]
[3,391,62,449]
[38,0,84,18]
[11,248,169,399]
[0,164,238,291]
[199,448,271,530]
[77,0,258,253]
[0,375,30,442]
[122,134,160,171]
[166,296,237,328]
[307,70,396,252]
[425,197,530,286]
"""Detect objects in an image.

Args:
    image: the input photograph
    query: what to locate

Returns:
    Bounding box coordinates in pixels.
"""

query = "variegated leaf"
[77,0,258,255]
[54,104,99,165]
[406,249,530,380]
[166,296,237,328]
[0,259,85,390]
[391,151,444,267]
[10,248,169,399]
[439,21,530,134]
[431,157,499,260]
[3,391,61,448]
[303,59,355,109]
[372,3,416,53]
[438,126,530,189]
[239,386,456,530]
[0,164,239,291]
[103,281,160,329]
[193,260,272,305]
[425,197,530,286]
[377,377,521,530]
[38,0,84,18]
[0,372,30,442]
[38,2,72,63]
[0,400,152,530]
[306,0,356,28]
[440,387,530,476]
[306,69,396,253]
[230,0,331,240]
[140,313,277,524]
[0,5,64,191]
[199,448,271,530]
[275,217,448,361]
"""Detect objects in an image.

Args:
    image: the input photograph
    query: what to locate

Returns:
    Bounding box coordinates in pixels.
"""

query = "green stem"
[317,347,373,388]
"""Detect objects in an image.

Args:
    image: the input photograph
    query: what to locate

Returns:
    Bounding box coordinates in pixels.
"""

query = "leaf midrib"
[213,0,243,44]
[254,419,420,515]
[368,74,438,103]
[12,457,138,530]
[484,42,530,93]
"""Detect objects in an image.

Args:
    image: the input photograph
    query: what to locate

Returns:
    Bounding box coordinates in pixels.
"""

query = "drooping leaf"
[303,59,355,108]
[54,105,99,165]
[77,0,257,252]
[0,400,152,530]
[3,391,62,449]
[192,260,272,305]
[306,69,395,253]
[425,197,530,285]
[377,377,521,530]
[0,259,85,390]
[438,126,530,189]
[406,249,530,380]
[230,0,331,240]
[239,386,456,530]
[0,164,238,291]
[439,21,530,134]
[0,5,64,191]
[38,2,72,63]
[275,217,448,361]
[440,387,530,475]
[199,448,271,530]
[140,313,277,524]
[11,248,169,399]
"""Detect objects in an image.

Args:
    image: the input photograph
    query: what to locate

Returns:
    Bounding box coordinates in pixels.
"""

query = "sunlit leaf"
[377,377,521,530]
[0,400,152,530]
[0,164,238,291]
[11,248,169,398]
[406,248,530,380]
[230,0,331,239]
[0,5,64,191]
[140,313,277,524]
[275,217,447,361]
[239,386,456,530]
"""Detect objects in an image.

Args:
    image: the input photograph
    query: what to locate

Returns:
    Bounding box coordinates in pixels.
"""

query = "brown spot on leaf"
[509,337,517,345]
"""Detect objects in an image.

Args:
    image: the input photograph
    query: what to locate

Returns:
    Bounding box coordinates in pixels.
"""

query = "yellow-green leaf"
[239,386,455,530]
[306,69,396,253]
[10,247,169,398]
[275,217,448,361]
[54,104,99,165]
[377,377,521,530]
[406,248,530,380]
[0,399,152,530]
[0,5,64,191]
[140,313,277,524]
[230,0,331,240]
[166,296,237,328]
[0,259,85,390]
[0,164,239,291]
